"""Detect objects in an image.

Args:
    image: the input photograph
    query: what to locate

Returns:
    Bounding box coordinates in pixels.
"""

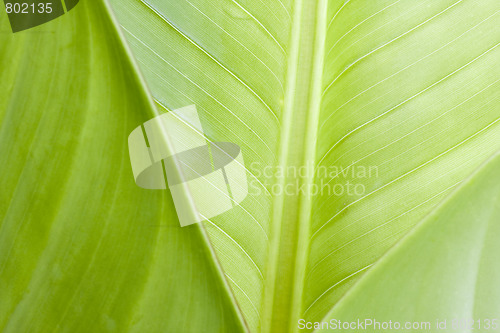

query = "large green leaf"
[1,0,499,332]
[108,0,500,332]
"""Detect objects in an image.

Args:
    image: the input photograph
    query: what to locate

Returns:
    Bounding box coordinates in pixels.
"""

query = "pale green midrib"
[261,0,328,332]
[289,1,328,332]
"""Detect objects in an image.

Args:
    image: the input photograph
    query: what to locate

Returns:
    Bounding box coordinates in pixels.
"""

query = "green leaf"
[108,0,500,331]
[1,0,500,332]
[321,151,500,332]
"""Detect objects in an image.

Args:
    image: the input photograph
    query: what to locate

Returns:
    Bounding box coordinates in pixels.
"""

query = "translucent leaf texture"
[1,0,499,332]
[109,0,500,332]
[324,151,500,332]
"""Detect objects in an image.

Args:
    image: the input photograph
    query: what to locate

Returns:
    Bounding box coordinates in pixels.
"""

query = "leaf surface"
[321,151,500,332]
[109,0,500,331]
[1,0,500,332]
[0,2,244,332]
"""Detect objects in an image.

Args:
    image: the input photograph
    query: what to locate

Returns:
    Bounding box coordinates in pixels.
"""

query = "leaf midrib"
[262,0,328,332]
